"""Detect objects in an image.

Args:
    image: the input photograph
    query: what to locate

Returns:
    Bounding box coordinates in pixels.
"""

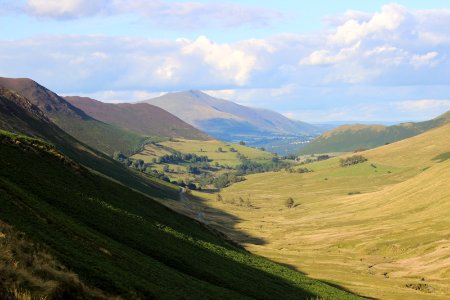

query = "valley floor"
[161,124,450,300]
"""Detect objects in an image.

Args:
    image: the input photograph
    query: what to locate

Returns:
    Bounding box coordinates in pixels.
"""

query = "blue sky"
[1,0,450,122]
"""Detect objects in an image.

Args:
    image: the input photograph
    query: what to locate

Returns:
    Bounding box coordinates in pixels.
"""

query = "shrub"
[340,155,368,167]
[285,197,294,208]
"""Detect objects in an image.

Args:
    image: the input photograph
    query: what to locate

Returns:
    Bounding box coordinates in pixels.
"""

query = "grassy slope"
[0,131,361,300]
[133,138,274,167]
[0,77,147,156]
[175,124,450,299]
[298,111,450,154]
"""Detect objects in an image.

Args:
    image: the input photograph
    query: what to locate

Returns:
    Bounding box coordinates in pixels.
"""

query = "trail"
[179,188,207,224]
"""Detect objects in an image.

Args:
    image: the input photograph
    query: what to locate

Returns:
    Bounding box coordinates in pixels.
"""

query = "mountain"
[0,77,147,156]
[297,110,450,154]
[65,96,210,141]
[0,88,360,299]
[142,90,320,153]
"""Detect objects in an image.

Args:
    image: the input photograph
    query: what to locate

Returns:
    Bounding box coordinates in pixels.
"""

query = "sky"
[1,0,450,122]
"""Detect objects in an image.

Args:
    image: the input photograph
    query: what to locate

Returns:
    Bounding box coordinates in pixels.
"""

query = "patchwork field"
[164,124,450,299]
[160,138,274,166]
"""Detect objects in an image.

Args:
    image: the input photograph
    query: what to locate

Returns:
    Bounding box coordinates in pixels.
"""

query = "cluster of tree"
[317,155,330,161]
[185,161,213,174]
[282,154,298,160]
[175,179,197,190]
[286,167,313,174]
[214,173,245,189]
[340,155,368,167]
[235,156,291,175]
[114,151,152,172]
[158,152,210,164]
[298,154,330,165]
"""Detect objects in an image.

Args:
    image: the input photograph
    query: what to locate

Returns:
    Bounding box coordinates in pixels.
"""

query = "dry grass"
[0,220,114,300]
[164,124,450,300]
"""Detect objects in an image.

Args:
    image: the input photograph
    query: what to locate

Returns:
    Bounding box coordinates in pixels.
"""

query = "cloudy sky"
[1,0,450,122]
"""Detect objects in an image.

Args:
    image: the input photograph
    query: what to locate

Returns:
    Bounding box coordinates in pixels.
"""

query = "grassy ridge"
[0,131,362,299]
[298,111,450,154]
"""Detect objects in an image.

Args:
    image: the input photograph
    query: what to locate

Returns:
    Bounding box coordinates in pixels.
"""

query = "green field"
[166,124,450,299]
[132,138,273,167]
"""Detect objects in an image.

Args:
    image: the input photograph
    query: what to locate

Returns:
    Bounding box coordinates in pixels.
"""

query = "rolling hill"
[143,90,320,153]
[181,123,450,299]
[0,77,148,156]
[297,110,450,154]
[0,87,361,299]
[65,96,210,141]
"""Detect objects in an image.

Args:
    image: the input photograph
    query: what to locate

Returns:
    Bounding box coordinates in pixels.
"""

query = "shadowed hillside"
[0,87,177,199]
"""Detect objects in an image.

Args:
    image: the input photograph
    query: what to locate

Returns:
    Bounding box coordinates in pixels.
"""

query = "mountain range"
[142,90,321,153]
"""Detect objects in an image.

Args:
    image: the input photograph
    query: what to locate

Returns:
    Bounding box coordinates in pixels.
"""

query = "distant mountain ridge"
[142,90,320,141]
[298,110,450,154]
[65,96,210,141]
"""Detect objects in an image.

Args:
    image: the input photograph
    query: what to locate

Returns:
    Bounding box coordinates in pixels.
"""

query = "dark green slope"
[0,77,147,156]
[0,131,362,300]
[0,87,176,199]
[298,111,450,154]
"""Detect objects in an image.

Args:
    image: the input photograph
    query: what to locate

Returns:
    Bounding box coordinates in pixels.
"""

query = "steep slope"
[298,110,450,154]
[65,96,210,141]
[143,90,319,141]
[0,87,177,199]
[0,129,362,300]
[0,77,146,155]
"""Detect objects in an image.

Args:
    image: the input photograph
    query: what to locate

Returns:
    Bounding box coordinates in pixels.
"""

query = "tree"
[285,197,294,208]
[239,140,246,145]
[217,147,223,152]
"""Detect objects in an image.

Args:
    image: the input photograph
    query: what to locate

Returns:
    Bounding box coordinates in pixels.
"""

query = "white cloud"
[26,0,107,19]
[182,36,258,85]
[396,99,450,111]
[330,4,407,45]
[22,0,281,28]
[410,51,438,67]
[300,42,361,65]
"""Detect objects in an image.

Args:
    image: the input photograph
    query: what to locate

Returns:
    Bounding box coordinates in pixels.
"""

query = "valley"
[164,124,450,299]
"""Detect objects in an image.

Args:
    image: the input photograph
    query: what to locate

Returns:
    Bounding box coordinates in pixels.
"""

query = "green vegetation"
[298,111,450,155]
[0,130,361,299]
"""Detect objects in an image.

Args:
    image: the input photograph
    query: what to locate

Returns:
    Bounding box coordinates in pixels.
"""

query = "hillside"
[0,130,362,299]
[143,90,320,153]
[0,77,147,156]
[298,111,450,154]
[0,87,177,199]
[65,96,210,141]
[171,123,450,299]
